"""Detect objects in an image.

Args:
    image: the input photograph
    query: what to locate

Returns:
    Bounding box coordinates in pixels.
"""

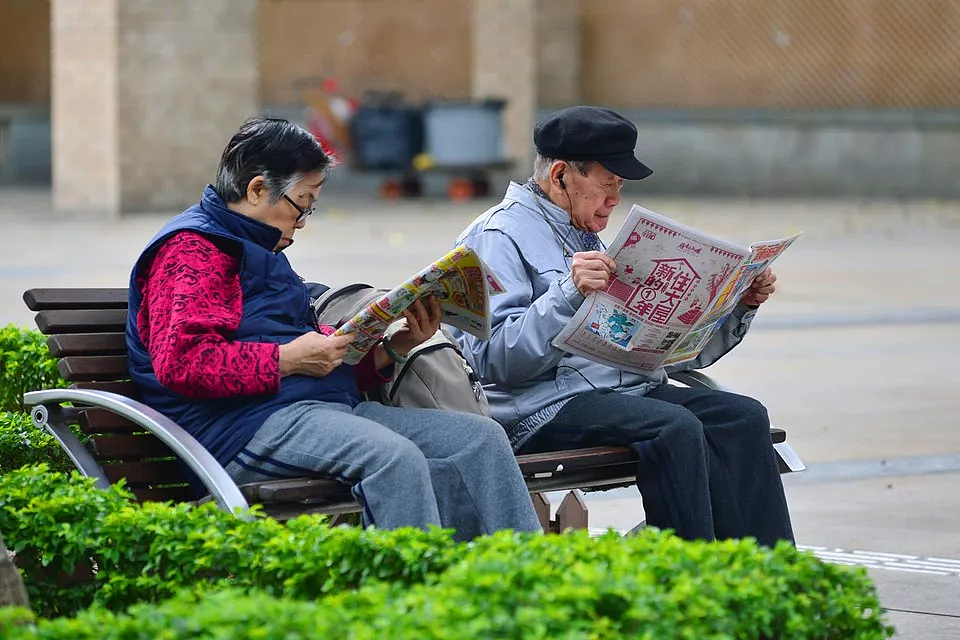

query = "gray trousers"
[225,400,542,540]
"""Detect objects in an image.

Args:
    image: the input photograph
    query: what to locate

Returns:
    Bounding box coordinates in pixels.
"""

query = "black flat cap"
[534,106,653,180]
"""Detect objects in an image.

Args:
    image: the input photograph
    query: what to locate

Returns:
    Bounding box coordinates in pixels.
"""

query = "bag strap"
[312,283,375,317]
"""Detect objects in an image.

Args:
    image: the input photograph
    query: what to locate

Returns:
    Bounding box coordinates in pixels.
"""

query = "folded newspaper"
[333,245,506,365]
[553,205,800,374]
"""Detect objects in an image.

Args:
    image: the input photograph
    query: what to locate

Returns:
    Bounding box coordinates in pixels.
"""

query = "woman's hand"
[278,331,356,377]
[388,296,443,356]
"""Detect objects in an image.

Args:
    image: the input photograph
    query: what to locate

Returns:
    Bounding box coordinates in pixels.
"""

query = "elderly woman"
[125,117,541,539]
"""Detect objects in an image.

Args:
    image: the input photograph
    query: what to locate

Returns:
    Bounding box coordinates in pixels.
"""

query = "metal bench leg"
[31,404,109,488]
[624,520,647,536]
[774,441,806,473]
[532,492,552,533]
[555,490,588,532]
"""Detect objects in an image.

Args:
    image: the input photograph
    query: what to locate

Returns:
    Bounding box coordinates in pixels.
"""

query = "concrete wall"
[615,110,960,198]
[258,0,473,105]
[0,0,50,104]
[6,0,960,199]
[9,0,960,111]
[581,0,960,109]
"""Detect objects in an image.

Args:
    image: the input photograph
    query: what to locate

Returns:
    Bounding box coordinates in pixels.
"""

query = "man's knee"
[726,393,770,429]
[711,392,771,442]
[657,406,707,446]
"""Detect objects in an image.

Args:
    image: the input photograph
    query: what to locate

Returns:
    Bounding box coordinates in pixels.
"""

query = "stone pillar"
[472,0,581,177]
[473,0,537,176]
[52,0,259,216]
[51,0,120,215]
[536,0,581,108]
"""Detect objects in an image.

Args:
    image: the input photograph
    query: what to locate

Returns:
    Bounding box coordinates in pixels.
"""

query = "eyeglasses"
[283,194,315,223]
[590,176,624,197]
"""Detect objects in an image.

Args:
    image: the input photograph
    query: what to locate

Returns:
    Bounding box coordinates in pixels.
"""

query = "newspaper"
[333,245,506,365]
[553,205,800,374]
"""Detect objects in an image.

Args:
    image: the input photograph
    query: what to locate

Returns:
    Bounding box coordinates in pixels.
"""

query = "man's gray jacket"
[452,182,759,450]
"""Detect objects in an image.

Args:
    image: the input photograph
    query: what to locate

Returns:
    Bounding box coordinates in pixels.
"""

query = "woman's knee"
[377,437,430,477]
[456,413,514,452]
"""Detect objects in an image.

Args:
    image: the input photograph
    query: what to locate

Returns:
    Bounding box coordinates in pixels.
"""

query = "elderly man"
[453,106,793,545]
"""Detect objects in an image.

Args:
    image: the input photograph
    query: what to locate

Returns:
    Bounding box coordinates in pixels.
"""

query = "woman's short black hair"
[215,117,332,204]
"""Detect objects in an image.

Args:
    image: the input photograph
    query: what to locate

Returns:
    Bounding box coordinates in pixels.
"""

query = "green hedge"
[1,466,894,638]
[3,532,895,639]
[0,411,78,476]
[0,465,460,617]
[0,326,82,477]
[0,325,66,413]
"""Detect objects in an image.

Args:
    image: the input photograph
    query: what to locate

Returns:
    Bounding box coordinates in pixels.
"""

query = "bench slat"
[131,486,196,504]
[260,500,361,520]
[101,460,188,487]
[24,288,129,311]
[240,477,349,504]
[78,409,142,435]
[36,309,128,334]
[526,462,637,494]
[517,447,635,476]
[88,434,173,460]
[47,333,128,357]
[58,355,130,382]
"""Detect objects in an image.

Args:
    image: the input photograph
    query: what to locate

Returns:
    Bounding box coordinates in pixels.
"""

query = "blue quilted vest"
[126,185,360,467]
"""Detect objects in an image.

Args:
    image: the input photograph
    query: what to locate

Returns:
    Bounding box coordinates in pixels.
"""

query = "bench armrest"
[23,389,251,516]
[667,369,731,391]
[667,370,806,473]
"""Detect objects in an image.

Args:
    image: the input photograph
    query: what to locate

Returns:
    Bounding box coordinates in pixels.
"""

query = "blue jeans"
[225,400,542,540]
[518,385,794,546]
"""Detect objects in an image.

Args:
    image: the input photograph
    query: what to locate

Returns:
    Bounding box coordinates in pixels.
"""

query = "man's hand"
[741,268,777,308]
[572,251,616,296]
[278,331,356,377]
[389,296,442,355]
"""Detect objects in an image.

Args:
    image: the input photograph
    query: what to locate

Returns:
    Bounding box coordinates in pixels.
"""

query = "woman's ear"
[245,176,266,205]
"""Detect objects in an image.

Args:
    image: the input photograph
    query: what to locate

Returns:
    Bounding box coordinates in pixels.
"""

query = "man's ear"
[245,176,267,205]
[548,161,568,191]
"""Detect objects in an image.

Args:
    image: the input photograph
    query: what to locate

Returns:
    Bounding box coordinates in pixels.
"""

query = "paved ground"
[2,186,959,637]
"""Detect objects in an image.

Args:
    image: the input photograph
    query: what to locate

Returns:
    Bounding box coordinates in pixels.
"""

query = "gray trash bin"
[423,100,505,167]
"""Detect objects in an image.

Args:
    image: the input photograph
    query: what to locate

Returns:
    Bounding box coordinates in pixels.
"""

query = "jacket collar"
[199,185,283,252]
[504,181,575,230]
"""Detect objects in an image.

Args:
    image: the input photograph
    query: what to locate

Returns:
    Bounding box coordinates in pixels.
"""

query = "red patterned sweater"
[137,231,389,399]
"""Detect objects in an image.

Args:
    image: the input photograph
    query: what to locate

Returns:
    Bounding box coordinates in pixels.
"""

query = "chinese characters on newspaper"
[334,245,505,364]
[553,205,800,374]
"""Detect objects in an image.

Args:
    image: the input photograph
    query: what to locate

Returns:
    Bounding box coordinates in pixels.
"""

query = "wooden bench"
[21,287,805,533]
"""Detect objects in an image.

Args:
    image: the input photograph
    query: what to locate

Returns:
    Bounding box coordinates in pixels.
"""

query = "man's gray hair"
[532,154,593,182]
